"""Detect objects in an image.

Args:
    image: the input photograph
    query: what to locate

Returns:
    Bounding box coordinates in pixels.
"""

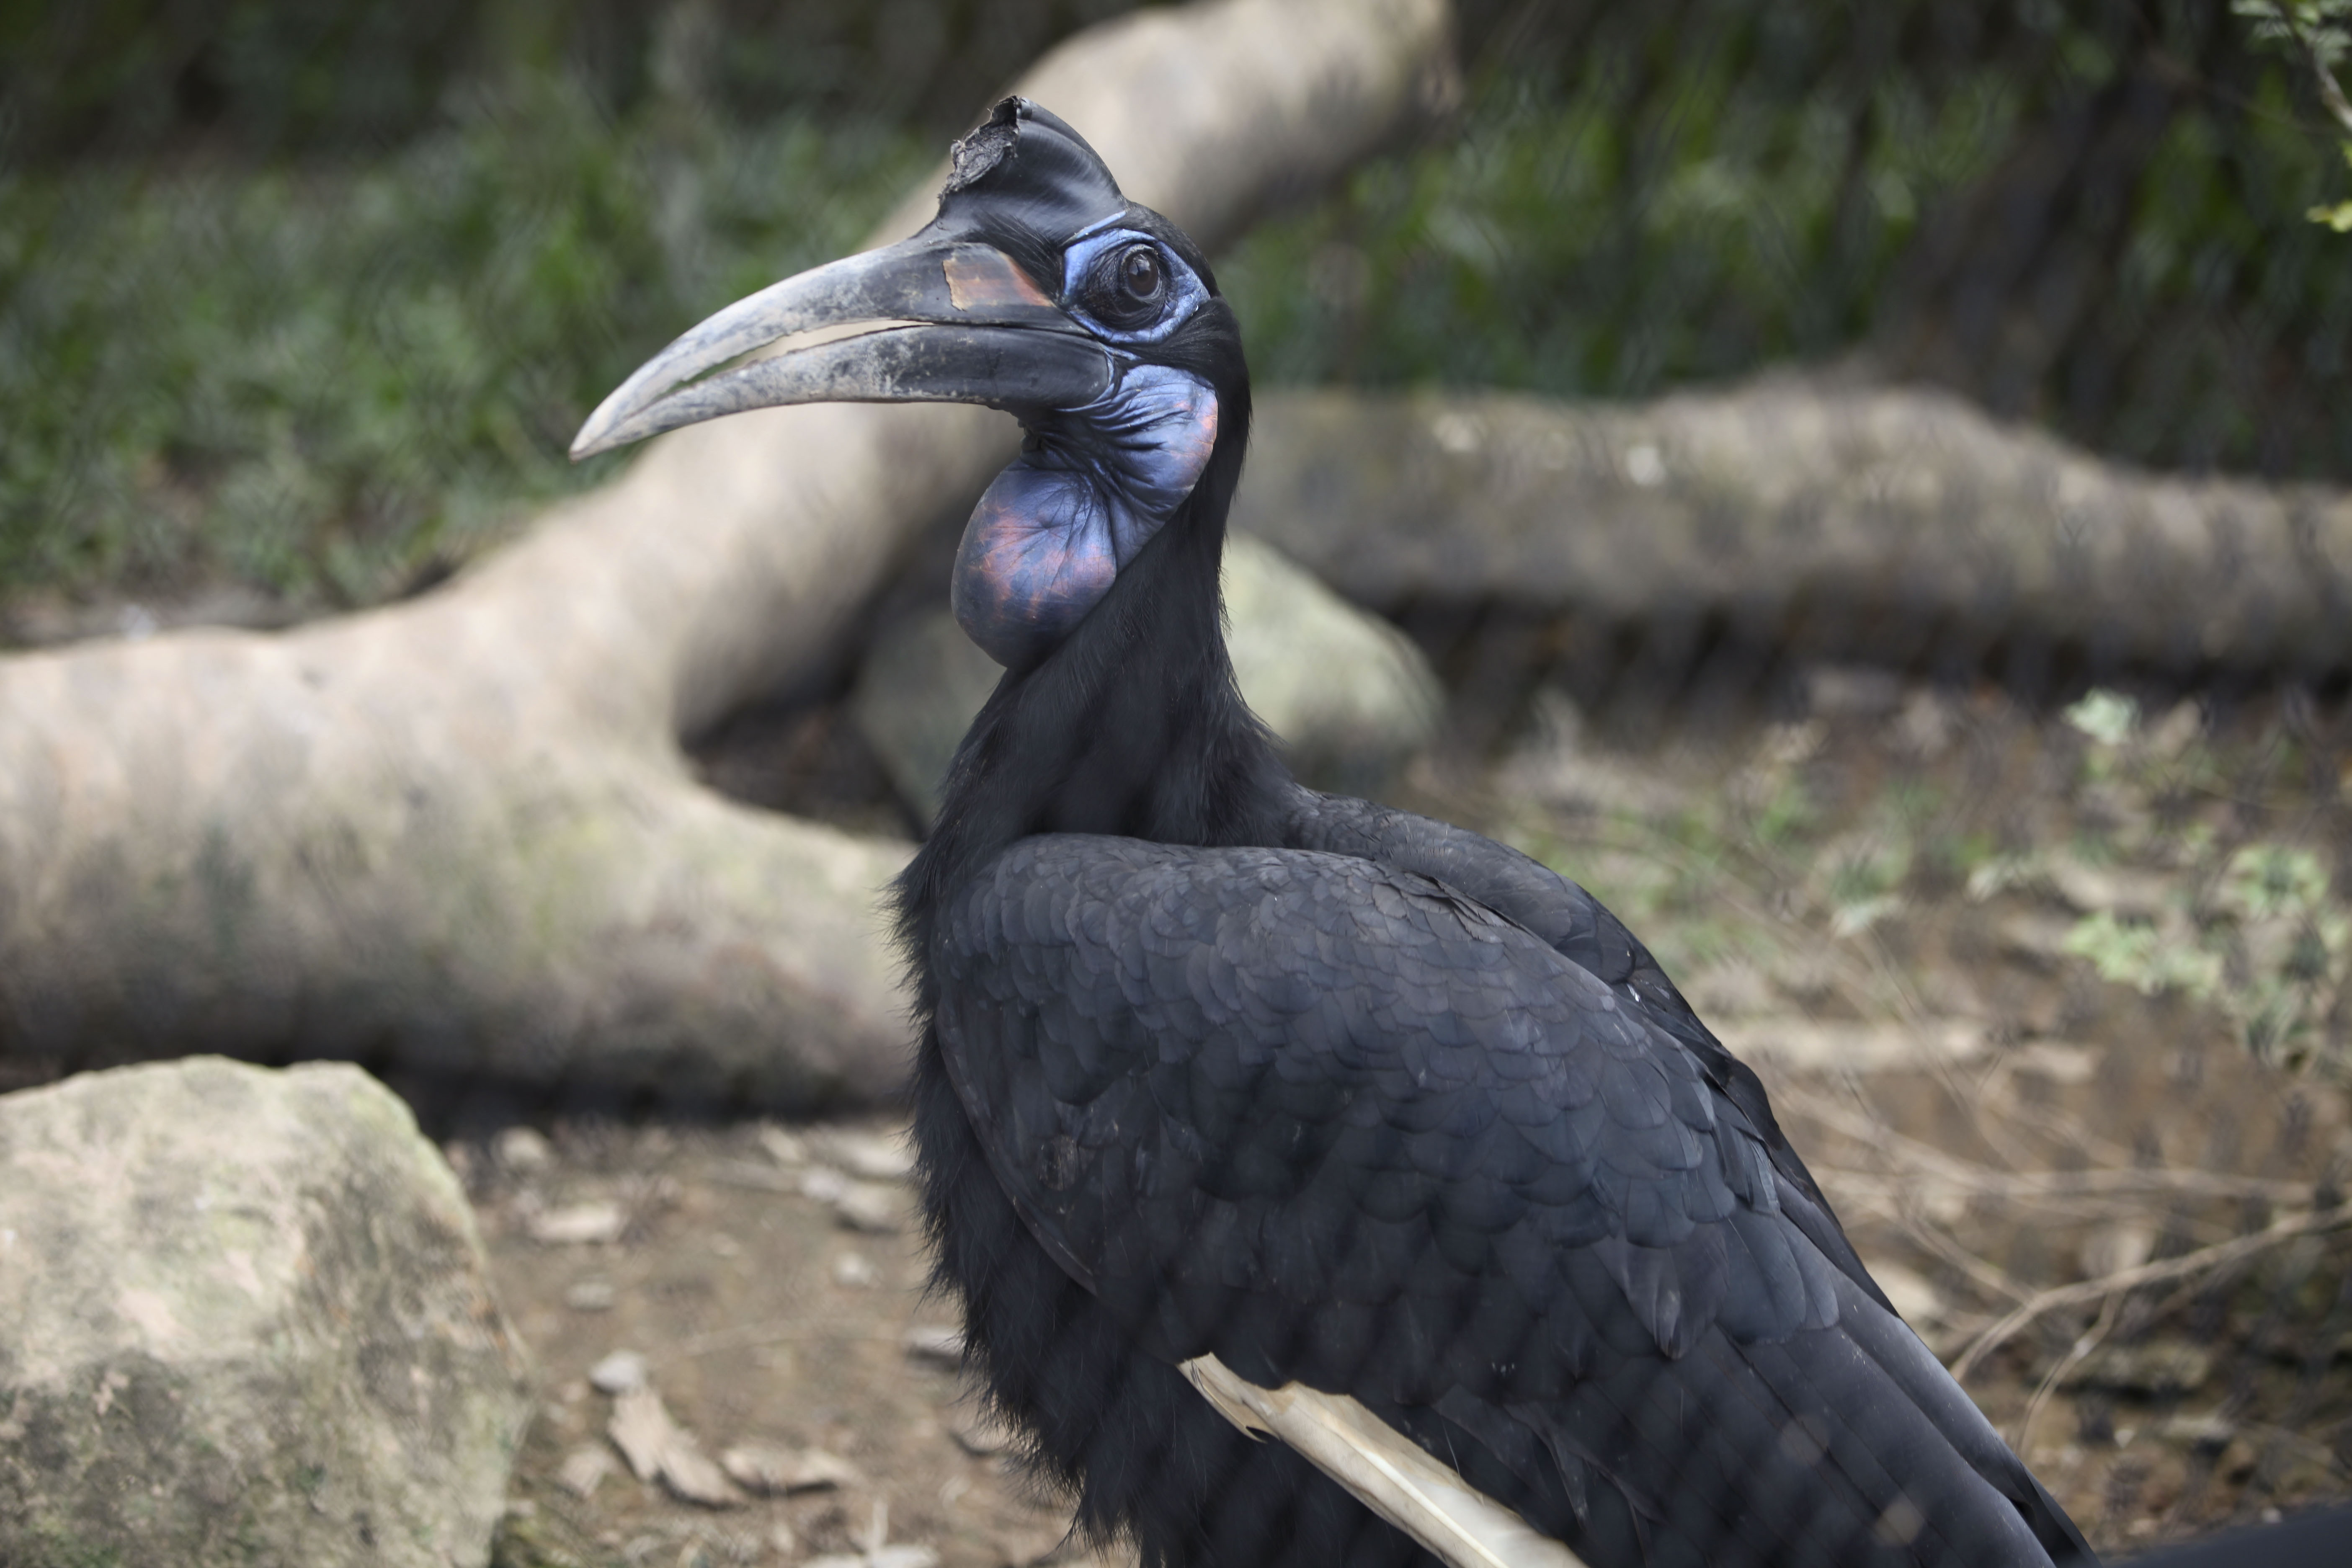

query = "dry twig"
[1948,1203,2352,1383]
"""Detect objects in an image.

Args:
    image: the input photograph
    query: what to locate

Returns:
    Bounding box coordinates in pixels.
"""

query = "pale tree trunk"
[1238,378,2352,677]
[0,0,1457,1110]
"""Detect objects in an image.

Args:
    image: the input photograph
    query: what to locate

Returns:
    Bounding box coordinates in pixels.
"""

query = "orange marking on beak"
[946,250,1056,312]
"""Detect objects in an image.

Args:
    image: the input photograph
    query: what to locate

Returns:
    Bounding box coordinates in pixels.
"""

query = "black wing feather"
[933,829,2089,1566]
[1283,789,1900,1320]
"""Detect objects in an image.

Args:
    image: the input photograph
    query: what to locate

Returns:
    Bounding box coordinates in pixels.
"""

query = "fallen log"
[1236,378,2352,677]
[0,0,1455,1110]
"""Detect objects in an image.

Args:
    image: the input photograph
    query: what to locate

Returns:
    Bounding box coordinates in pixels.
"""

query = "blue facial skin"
[950,229,1221,669]
[1056,225,1212,346]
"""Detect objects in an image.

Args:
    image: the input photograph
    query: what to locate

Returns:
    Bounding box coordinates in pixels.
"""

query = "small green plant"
[2063,689,2140,748]
[2062,908,2225,998]
[2064,842,2349,1071]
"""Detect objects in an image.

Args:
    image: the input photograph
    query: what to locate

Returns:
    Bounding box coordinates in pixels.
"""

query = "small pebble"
[590,1349,649,1395]
[566,1279,617,1312]
[494,1126,554,1173]
[812,1127,917,1183]
[834,1253,879,1289]
[802,1167,903,1233]
[529,1200,627,1246]
[904,1324,964,1367]
[758,1125,810,1168]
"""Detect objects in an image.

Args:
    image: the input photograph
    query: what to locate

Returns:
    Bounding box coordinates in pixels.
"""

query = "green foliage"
[2233,0,2352,68]
[2311,144,2352,229]
[1224,0,2352,477]
[0,84,926,607]
[2062,842,2348,1070]
[2034,686,2352,1072]
[1223,41,2022,400]
[2062,909,2226,1000]
[2228,5,2352,225]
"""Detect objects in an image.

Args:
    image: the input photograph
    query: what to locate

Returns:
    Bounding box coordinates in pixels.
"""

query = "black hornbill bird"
[577,99,2096,1568]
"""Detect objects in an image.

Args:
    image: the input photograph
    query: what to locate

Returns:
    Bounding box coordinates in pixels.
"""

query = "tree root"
[0,0,1455,1111]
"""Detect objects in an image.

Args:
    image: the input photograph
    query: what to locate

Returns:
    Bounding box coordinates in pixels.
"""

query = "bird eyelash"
[1059,227,1210,345]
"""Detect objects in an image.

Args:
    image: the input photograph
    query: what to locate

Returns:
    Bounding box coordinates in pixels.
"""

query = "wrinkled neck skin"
[950,361,1219,668]
[899,370,1290,961]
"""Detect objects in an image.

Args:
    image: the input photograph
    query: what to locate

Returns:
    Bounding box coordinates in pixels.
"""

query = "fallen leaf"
[608,1387,672,1480]
[608,1386,745,1507]
[658,1438,744,1509]
[557,1444,615,1498]
[720,1441,863,1495]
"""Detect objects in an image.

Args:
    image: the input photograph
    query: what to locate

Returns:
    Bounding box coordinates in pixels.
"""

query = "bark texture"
[0,0,1456,1109]
[1236,379,2352,676]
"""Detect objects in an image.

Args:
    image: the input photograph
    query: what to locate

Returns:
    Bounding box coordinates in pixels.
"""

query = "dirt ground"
[472,665,2352,1568]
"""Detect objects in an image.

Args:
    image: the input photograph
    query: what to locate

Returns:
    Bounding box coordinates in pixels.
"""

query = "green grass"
[0,82,927,612]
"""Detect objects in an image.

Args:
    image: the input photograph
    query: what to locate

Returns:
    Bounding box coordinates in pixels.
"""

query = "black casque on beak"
[571,99,1131,461]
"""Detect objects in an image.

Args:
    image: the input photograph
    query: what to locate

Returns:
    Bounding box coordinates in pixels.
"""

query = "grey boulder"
[852,531,1442,820]
[0,1057,531,1568]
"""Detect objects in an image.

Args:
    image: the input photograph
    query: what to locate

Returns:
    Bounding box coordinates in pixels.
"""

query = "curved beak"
[570,234,1110,460]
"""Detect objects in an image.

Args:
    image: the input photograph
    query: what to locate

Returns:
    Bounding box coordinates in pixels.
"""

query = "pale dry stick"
[2013,1292,2121,1457]
[1779,1083,2318,1207]
[1826,1008,2046,1185]
[1548,813,1897,1024]
[1947,1202,2352,1383]
[1838,921,2048,1178]
[1995,1096,2148,1178]
[1772,1058,2045,1314]
[1558,811,2028,1167]
[1817,1164,2317,1209]
[1895,1207,2037,1308]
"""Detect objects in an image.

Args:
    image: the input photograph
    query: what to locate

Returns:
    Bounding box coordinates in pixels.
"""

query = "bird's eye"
[1086,241,1169,330]
[1117,244,1164,303]
[1063,230,1202,341]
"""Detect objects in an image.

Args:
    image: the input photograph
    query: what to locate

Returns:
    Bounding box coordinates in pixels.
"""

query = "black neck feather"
[892,415,1290,969]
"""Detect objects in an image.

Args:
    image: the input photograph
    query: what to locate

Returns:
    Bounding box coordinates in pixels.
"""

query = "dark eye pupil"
[1119,245,1163,300]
